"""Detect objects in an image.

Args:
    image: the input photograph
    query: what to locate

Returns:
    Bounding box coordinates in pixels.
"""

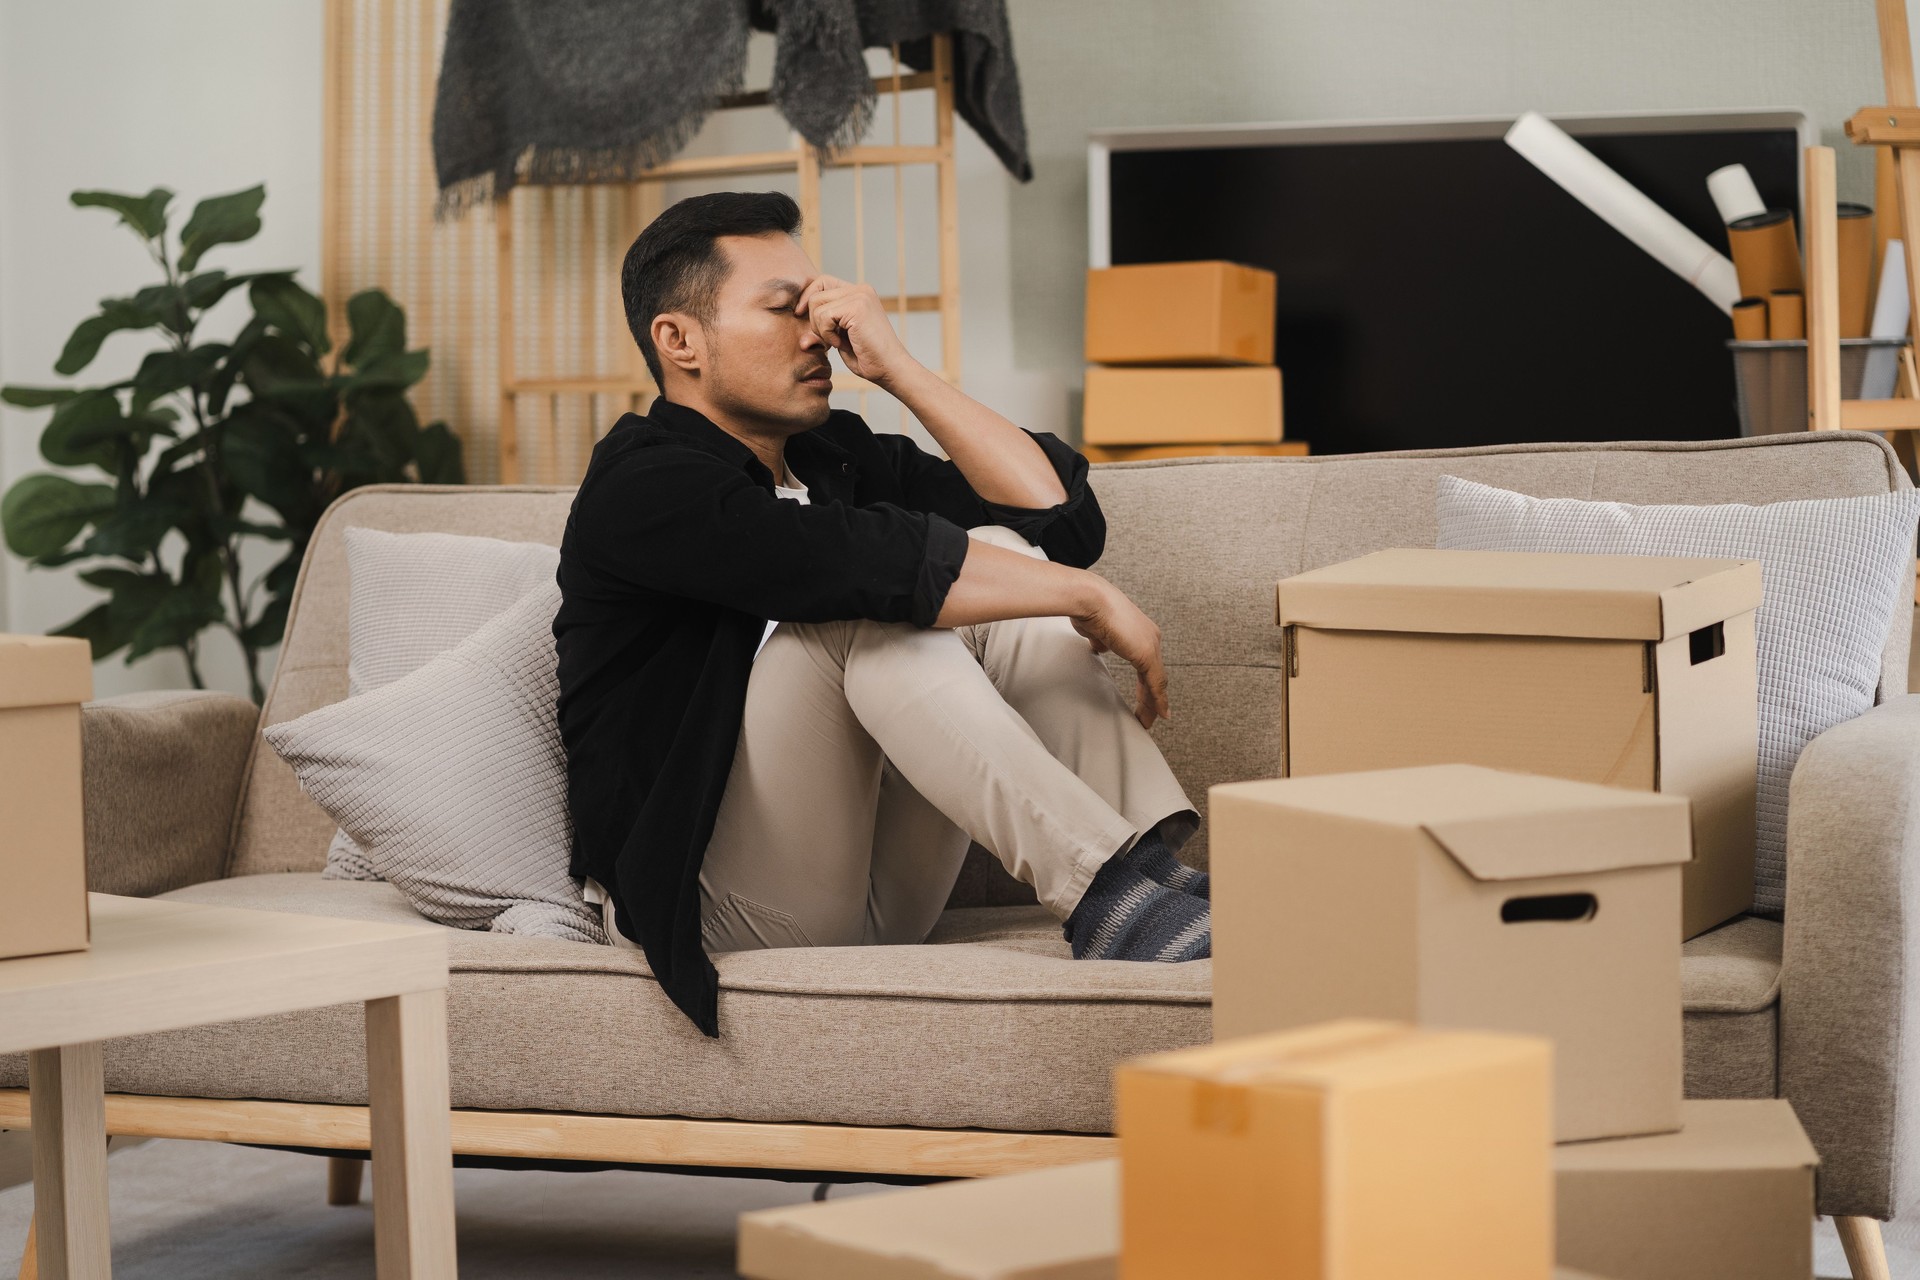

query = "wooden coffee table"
[1,893,454,1279]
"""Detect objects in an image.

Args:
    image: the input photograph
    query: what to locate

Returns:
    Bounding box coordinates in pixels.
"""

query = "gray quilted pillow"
[1435,474,1920,916]
[265,582,604,944]
[324,527,561,881]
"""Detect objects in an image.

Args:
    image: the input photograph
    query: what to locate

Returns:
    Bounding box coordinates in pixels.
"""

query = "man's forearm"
[933,538,1104,628]
[883,361,1068,510]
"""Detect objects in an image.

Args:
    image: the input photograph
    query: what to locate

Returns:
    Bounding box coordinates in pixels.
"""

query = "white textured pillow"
[1436,474,1920,915]
[324,527,561,881]
[266,582,605,944]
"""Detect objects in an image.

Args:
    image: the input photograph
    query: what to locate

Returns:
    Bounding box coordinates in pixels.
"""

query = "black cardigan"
[553,396,1106,1036]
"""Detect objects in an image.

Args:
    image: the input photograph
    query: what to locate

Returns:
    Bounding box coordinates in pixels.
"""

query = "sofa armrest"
[1780,694,1920,1219]
[81,690,259,897]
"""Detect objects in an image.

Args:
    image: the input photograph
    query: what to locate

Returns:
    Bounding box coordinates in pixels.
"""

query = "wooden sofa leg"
[326,1155,364,1206]
[16,1216,35,1280]
[1836,1215,1891,1280]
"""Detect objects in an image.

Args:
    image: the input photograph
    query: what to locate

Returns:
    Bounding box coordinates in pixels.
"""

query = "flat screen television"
[1089,111,1811,455]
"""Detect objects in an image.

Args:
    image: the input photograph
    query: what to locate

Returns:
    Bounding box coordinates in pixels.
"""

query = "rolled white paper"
[1861,239,1909,400]
[1707,164,1767,225]
[1505,111,1740,314]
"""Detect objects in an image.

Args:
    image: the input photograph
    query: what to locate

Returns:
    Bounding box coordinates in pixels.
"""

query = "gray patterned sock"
[1119,823,1210,901]
[1062,854,1211,962]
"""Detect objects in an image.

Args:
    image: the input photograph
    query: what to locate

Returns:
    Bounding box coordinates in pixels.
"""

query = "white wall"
[0,0,1901,697]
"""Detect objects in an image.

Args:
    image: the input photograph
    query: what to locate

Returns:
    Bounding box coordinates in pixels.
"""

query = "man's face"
[682,232,834,432]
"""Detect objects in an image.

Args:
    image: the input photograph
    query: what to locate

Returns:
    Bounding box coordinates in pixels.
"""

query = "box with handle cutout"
[1209,764,1690,1142]
[1274,547,1761,940]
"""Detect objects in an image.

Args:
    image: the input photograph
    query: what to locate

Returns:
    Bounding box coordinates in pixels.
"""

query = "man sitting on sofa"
[554,190,1209,1039]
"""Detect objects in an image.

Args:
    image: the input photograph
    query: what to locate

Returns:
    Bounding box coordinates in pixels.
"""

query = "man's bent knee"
[965,523,1047,560]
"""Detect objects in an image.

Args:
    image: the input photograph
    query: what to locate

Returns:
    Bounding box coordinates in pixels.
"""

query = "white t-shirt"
[585,460,810,939]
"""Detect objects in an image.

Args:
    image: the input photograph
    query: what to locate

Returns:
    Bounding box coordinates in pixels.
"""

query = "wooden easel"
[1810,0,1920,480]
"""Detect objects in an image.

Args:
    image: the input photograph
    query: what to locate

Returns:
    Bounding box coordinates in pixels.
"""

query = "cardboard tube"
[1767,289,1806,340]
[1728,211,1805,300]
[1838,203,1875,339]
[1708,164,1767,225]
[1504,111,1739,313]
[1731,296,1769,340]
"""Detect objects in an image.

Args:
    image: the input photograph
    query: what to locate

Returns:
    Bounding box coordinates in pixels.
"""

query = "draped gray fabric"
[431,0,1031,220]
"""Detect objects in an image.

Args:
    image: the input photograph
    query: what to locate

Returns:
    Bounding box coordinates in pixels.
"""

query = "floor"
[0,1135,1908,1277]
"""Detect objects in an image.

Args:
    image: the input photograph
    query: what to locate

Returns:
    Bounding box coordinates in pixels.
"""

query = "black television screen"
[1100,116,1805,454]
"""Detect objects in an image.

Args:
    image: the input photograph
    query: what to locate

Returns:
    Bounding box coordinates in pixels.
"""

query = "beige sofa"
[3,431,1916,1243]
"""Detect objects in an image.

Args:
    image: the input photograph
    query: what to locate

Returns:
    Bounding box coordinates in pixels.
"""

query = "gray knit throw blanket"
[430,0,1032,220]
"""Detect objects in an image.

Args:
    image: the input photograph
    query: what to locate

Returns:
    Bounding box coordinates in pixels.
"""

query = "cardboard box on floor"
[1274,547,1762,940]
[1082,365,1284,445]
[1118,1019,1554,1280]
[0,634,92,961]
[1210,764,1688,1143]
[1085,261,1277,365]
[1556,1099,1817,1280]
[738,1155,1608,1280]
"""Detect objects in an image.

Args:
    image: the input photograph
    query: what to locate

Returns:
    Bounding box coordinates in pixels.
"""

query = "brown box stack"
[0,634,93,960]
[1082,261,1288,452]
[1274,547,1763,940]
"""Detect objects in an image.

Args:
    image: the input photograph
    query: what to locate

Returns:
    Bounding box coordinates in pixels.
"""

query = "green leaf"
[414,421,466,483]
[250,275,331,356]
[70,188,172,241]
[1,473,116,559]
[241,592,291,650]
[40,391,126,469]
[49,602,132,663]
[56,298,162,375]
[80,492,195,561]
[207,315,269,418]
[347,349,429,393]
[127,283,190,336]
[130,346,223,402]
[0,385,81,408]
[343,290,405,367]
[221,405,316,522]
[178,185,265,273]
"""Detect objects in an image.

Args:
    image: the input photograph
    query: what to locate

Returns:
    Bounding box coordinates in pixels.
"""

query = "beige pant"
[599,523,1198,953]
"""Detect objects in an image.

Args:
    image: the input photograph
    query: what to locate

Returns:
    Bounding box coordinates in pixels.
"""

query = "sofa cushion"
[0,877,1780,1133]
[325,526,564,881]
[264,585,603,944]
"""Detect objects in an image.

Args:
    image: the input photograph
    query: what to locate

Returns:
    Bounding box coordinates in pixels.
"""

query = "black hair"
[620,190,804,388]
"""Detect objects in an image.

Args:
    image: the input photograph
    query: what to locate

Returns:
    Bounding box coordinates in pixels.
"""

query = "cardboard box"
[0,634,92,960]
[1274,547,1762,940]
[737,1159,1119,1280]
[1556,1099,1817,1280]
[1085,260,1276,365]
[1210,764,1688,1143]
[1117,1019,1554,1280]
[1082,365,1283,445]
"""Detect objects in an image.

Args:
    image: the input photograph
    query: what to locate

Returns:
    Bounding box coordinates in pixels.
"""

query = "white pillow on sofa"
[266,582,605,944]
[323,527,561,881]
[1435,473,1920,916]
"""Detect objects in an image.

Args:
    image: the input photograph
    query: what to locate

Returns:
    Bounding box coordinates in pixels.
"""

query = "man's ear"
[651,313,703,377]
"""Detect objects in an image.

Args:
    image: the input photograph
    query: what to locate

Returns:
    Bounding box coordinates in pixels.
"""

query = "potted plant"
[1,183,463,702]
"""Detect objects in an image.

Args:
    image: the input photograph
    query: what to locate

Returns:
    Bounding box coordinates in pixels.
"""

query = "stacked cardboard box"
[1082,261,1294,459]
[0,634,93,960]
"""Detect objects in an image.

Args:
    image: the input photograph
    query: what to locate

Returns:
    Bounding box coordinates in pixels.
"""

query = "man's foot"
[1118,822,1210,901]
[1062,854,1210,962]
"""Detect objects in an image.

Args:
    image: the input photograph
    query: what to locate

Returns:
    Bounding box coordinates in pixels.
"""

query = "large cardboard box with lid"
[1274,547,1762,940]
[1117,1019,1554,1280]
[1209,764,1690,1142]
[0,634,92,960]
[1084,260,1277,365]
[1555,1099,1817,1280]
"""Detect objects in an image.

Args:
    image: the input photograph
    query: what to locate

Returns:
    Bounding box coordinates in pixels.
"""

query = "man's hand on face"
[794,275,918,389]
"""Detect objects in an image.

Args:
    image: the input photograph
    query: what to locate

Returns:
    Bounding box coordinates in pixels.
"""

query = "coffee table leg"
[26,1043,109,1280]
[364,990,455,1279]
